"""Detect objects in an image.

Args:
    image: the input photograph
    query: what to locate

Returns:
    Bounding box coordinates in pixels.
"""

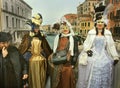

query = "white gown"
[77,36,113,88]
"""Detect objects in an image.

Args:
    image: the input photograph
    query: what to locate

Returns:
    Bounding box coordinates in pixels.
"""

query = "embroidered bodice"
[31,37,42,55]
[92,36,106,54]
[57,37,69,51]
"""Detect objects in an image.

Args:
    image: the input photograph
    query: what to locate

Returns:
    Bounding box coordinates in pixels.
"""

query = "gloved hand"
[113,60,119,66]
[87,50,93,57]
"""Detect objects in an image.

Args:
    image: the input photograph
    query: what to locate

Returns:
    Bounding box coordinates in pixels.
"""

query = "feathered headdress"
[26,13,43,31]
[94,0,113,24]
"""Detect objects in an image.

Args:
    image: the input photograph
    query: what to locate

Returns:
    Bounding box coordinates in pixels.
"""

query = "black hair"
[94,23,106,35]
[95,28,104,35]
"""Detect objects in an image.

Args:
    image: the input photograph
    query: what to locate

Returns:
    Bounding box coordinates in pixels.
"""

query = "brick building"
[77,0,101,37]
[107,0,120,40]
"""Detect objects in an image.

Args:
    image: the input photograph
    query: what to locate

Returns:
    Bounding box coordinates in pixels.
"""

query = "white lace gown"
[77,36,113,88]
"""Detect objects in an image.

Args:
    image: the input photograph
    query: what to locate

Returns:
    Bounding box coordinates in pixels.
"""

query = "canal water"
[46,35,56,49]
[45,35,56,88]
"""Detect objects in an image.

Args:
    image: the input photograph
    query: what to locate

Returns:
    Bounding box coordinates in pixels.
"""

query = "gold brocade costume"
[29,37,47,88]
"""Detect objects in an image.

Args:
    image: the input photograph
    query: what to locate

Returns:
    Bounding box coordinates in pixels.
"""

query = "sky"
[25,0,84,25]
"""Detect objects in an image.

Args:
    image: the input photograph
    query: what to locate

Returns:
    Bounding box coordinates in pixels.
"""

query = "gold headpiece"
[32,13,42,26]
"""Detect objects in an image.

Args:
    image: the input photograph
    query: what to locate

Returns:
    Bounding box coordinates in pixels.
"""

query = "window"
[116,10,120,19]
[6,16,9,28]
[110,12,114,19]
[17,7,19,15]
[88,22,90,27]
[16,19,18,28]
[12,18,14,28]
[11,5,14,13]
[89,2,90,6]
[85,30,86,33]
[18,19,20,28]
[5,2,8,10]
[80,30,82,33]
[81,23,84,26]
[22,9,24,16]
[85,22,86,27]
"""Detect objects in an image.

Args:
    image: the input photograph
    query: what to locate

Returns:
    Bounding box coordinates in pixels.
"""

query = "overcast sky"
[25,0,84,25]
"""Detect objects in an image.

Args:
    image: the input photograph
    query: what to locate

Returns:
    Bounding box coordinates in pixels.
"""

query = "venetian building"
[77,0,102,37]
[64,14,77,34]
[0,0,32,42]
[106,0,120,40]
[42,25,51,33]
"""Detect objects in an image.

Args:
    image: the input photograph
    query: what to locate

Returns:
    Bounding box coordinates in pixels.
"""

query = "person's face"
[0,42,3,50]
[34,28,39,33]
[61,25,70,34]
[96,20,105,29]
[0,42,9,50]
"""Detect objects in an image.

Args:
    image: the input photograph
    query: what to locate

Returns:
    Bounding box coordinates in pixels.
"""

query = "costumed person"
[113,50,120,88]
[76,1,119,88]
[29,37,47,88]
[0,32,28,88]
[18,13,53,88]
[113,56,120,88]
[48,16,76,88]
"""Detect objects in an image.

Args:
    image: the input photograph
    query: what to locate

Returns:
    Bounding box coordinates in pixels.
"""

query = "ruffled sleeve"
[83,29,96,52]
[105,29,119,60]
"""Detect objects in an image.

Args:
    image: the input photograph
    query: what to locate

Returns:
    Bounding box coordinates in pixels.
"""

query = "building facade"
[77,0,102,37]
[42,25,50,31]
[0,0,32,42]
[107,0,120,40]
